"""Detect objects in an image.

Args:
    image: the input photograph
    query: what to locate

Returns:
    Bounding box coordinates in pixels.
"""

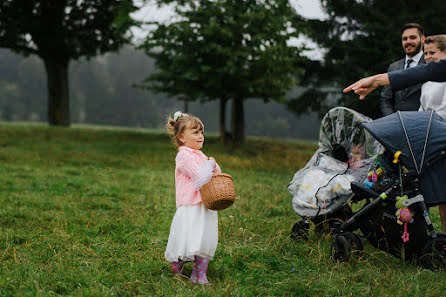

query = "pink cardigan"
[175,146,221,208]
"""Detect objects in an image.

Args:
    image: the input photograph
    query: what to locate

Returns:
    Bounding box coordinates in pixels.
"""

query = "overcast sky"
[131,0,327,59]
[133,0,325,23]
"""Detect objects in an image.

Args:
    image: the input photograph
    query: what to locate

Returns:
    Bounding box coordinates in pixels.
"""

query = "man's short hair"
[401,23,425,36]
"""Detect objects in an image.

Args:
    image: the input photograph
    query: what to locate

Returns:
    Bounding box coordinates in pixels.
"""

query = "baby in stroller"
[348,144,366,170]
[293,143,366,209]
[288,107,383,221]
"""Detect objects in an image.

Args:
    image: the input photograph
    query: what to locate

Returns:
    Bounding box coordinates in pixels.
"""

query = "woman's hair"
[166,112,204,147]
[425,34,446,52]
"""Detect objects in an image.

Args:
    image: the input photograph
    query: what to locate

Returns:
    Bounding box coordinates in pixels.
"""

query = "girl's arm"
[214,162,221,173]
[208,157,221,173]
[176,151,215,190]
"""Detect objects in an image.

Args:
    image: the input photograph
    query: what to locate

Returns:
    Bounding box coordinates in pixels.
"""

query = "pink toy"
[367,171,378,183]
[398,208,413,223]
[402,223,410,243]
[396,208,413,243]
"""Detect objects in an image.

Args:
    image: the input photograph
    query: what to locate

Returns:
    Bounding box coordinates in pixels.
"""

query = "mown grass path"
[0,124,444,296]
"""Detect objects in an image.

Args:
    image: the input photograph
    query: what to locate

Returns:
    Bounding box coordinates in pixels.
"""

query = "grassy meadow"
[0,123,445,296]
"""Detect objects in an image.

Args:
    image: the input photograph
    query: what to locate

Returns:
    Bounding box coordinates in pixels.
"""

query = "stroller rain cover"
[288,107,384,217]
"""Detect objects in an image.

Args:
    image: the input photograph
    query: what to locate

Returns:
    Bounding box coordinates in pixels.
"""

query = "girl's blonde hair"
[166,112,204,147]
[425,34,446,52]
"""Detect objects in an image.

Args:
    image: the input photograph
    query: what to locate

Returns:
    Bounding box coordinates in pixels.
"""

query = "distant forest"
[0,46,320,140]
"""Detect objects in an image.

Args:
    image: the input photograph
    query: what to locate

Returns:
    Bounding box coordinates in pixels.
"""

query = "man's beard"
[406,41,423,55]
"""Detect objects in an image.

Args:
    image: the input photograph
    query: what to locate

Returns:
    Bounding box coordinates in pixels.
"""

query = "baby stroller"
[331,111,446,270]
[288,107,384,238]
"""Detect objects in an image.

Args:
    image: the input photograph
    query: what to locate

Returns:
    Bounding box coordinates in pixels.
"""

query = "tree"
[141,0,308,144]
[0,0,138,126]
[0,49,47,121]
[288,0,446,119]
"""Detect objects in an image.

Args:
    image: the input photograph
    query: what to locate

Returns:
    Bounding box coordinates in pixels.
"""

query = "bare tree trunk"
[43,57,70,126]
[231,97,245,145]
[184,97,188,113]
[219,97,228,143]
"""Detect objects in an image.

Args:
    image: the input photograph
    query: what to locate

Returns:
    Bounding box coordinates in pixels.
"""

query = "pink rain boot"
[190,256,210,286]
[171,259,184,275]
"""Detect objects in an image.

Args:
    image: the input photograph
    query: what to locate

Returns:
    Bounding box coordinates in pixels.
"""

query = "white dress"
[164,203,218,262]
[419,81,446,119]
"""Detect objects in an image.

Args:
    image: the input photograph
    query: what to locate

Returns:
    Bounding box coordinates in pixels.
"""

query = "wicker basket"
[200,173,236,211]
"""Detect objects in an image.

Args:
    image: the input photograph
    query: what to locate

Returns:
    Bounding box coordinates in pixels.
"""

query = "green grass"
[0,123,444,296]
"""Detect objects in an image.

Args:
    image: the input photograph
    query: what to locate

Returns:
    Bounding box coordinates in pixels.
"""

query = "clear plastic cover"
[288,107,384,217]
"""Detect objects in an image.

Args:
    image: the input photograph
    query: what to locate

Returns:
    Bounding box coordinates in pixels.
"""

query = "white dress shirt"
[405,51,424,68]
[419,81,446,119]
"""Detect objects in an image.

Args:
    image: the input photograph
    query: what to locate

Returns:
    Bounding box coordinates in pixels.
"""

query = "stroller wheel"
[331,234,352,263]
[345,232,364,252]
[419,233,446,271]
[326,205,354,231]
[291,220,310,240]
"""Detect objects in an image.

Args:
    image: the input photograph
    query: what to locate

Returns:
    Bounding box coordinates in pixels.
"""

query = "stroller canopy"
[362,111,446,175]
[319,107,384,159]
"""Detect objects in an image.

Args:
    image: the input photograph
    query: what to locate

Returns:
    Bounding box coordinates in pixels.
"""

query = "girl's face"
[179,124,204,150]
[424,42,446,63]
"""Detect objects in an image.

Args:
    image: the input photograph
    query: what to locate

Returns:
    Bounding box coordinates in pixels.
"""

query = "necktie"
[402,59,414,97]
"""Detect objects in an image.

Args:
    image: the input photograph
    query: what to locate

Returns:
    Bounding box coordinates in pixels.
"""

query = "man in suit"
[380,23,426,116]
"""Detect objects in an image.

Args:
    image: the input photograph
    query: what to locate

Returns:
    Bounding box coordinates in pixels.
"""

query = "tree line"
[2,0,446,144]
[0,46,320,140]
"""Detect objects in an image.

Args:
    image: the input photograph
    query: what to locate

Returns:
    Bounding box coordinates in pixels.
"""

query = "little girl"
[164,111,221,286]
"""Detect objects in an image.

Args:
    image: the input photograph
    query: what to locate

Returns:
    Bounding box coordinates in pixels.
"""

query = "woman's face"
[424,42,446,62]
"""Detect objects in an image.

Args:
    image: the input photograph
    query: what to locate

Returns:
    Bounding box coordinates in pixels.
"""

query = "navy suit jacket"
[380,57,425,116]
[389,59,446,91]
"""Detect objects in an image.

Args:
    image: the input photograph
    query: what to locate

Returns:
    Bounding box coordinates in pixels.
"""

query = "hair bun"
[173,111,185,121]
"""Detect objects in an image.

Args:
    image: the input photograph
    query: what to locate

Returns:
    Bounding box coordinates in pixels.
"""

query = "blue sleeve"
[389,59,446,91]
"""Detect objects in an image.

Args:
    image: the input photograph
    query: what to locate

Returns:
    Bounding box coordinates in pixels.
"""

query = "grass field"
[0,123,445,296]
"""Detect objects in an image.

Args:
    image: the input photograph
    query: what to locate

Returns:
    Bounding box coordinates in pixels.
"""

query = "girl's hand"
[208,157,217,170]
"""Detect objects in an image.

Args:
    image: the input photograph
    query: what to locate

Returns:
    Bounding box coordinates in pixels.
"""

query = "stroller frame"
[330,134,446,270]
[331,177,446,270]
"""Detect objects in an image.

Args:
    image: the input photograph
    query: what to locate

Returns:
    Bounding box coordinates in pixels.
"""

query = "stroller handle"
[339,179,400,232]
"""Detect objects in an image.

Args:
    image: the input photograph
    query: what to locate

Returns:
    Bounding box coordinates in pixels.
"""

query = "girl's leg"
[171,258,184,275]
[439,203,446,232]
[190,255,210,285]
